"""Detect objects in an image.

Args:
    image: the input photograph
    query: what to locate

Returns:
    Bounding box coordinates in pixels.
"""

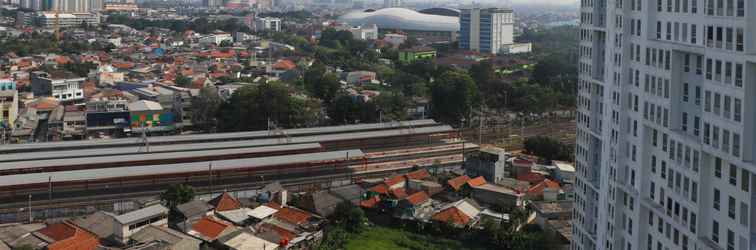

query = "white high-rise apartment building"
[573,0,753,250]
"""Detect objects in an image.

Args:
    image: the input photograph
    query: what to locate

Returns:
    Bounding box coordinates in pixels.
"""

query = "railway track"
[0,154,463,223]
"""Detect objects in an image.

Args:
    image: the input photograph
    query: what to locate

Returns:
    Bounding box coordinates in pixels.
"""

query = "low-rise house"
[247,204,279,223]
[466,147,509,184]
[188,216,237,242]
[219,231,279,250]
[299,184,365,217]
[447,175,471,192]
[128,100,175,133]
[175,200,213,232]
[0,223,47,249]
[62,105,86,139]
[113,204,169,244]
[430,199,481,228]
[396,191,432,219]
[36,221,100,250]
[345,71,376,85]
[209,192,242,212]
[526,179,561,201]
[72,211,117,244]
[399,47,437,64]
[216,208,255,226]
[128,225,201,250]
[0,90,18,130]
[470,183,524,209]
[30,71,86,103]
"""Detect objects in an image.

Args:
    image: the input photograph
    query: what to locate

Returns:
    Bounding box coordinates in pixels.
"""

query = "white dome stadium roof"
[339,8,460,32]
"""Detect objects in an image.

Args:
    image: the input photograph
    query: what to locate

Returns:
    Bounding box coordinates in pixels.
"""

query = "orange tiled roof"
[405,191,429,206]
[390,188,408,200]
[467,176,487,187]
[527,179,561,195]
[360,196,380,208]
[369,183,389,195]
[38,222,99,250]
[405,169,430,180]
[431,207,470,226]
[209,192,241,212]
[211,50,235,59]
[517,172,545,185]
[447,175,471,191]
[272,60,296,71]
[191,217,231,241]
[273,207,311,225]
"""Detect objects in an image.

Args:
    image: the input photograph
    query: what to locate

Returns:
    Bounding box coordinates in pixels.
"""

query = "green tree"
[160,184,195,209]
[429,71,480,126]
[63,62,97,77]
[303,63,340,104]
[175,74,191,88]
[372,91,408,122]
[390,71,427,97]
[191,87,222,131]
[523,136,574,162]
[332,202,366,233]
[217,82,322,131]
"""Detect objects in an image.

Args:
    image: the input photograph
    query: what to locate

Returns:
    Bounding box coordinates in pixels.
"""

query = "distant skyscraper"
[459,8,527,55]
[88,0,102,11]
[51,0,90,12]
[203,0,221,8]
[574,0,755,250]
[382,0,399,8]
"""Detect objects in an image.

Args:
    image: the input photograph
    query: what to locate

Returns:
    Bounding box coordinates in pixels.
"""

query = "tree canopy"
[429,71,480,126]
[217,83,322,131]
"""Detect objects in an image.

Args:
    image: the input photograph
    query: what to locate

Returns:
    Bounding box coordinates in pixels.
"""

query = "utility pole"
[478,105,483,145]
[208,162,213,195]
[460,118,466,166]
[28,194,32,223]
[47,176,52,219]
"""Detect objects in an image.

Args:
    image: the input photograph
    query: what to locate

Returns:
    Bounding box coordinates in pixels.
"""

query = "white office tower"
[574,0,753,250]
[51,0,90,12]
[383,0,399,8]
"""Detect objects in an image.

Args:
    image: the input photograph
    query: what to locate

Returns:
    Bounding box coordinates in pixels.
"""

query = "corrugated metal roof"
[0,143,323,170]
[0,120,438,153]
[0,125,451,163]
[114,204,168,225]
[0,150,364,187]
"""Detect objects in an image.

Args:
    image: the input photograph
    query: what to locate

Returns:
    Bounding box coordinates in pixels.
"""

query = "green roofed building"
[399,47,437,63]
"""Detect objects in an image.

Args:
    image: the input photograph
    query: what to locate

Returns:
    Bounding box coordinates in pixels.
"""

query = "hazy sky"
[510,0,577,5]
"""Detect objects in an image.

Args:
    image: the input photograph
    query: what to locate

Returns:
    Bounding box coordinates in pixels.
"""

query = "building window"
[714,188,721,210]
[712,220,719,242]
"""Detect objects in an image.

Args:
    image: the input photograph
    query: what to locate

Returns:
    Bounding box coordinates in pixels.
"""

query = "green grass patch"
[343,226,487,250]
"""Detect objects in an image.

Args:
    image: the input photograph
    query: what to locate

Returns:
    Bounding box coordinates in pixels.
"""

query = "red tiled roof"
[360,196,380,208]
[405,169,430,180]
[38,222,99,250]
[431,207,470,226]
[447,175,471,191]
[405,191,429,206]
[527,179,561,195]
[261,223,295,241]
[384,175,406,187]
[273,207,311,225]
[369,183,389,195]
[467,176,487,187]
[209,192,241,212]
[38,223,75,241]
[513,158,534,166]
[272,60,296,71]
[391,188,408,200]
[211,50,236,59]
[517,172,545,185]
[191,217,232,241]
